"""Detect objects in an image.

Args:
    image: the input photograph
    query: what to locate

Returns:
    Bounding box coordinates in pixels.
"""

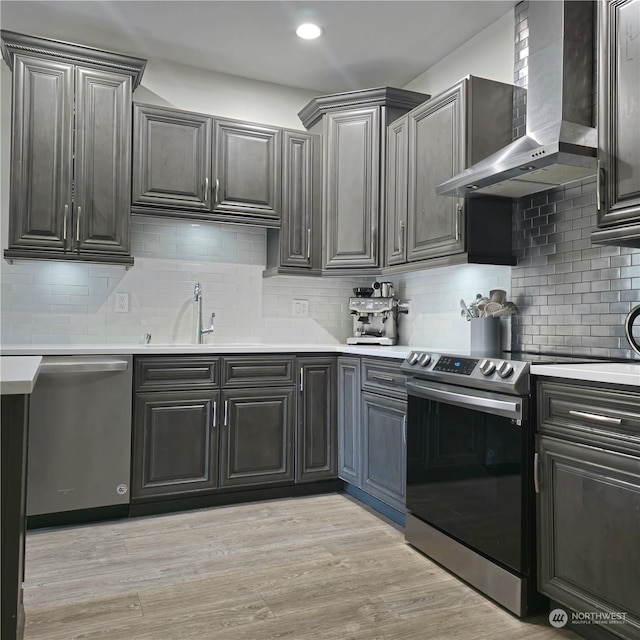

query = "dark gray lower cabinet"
[220,387,294,488]
[362,392,407,512]
[297,358,336,482]
[337,357,362,486]
[337,356,407,515]
[536,379,640,640]
[537,435,640,639]
[132,390,219,499]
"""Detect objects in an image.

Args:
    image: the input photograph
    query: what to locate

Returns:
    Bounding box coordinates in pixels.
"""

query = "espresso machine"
[347,281,408,345]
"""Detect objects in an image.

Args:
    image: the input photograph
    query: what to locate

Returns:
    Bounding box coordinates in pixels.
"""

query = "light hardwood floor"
[23,493,581,640]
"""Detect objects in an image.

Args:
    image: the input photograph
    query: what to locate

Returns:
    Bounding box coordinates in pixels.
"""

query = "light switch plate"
[292,299,309,318]
[115,292,129,313]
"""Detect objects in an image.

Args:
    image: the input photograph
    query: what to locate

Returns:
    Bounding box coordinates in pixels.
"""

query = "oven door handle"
[406,380,523,421]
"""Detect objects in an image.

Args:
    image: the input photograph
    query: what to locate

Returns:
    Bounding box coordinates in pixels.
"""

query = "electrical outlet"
[115,292,129,313]
[292,299,309,318]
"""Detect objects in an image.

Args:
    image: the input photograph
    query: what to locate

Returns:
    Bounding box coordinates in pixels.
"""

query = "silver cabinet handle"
[211,400,217,428]
[39,357,129,374]
[569,410,622,426]
[300,369,304,392]
[306,228,312,260]
[534,452,541,494]
[596,159,603,212]
[456,203,462,241]
[399,220,405,253]
[204,177,209,203]
[403,415,407,444]
[76,205,82,242]
[372,374,395,383]
[63,204,69,242]
[214,179,219,206]
[371,226,376,260]
[223,400,229,427]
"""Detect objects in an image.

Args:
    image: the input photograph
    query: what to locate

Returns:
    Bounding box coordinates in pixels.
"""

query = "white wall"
[134,57,318,129]
[404,9,515,97]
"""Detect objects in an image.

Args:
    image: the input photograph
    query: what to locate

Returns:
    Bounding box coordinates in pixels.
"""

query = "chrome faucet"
[193,282,215,344]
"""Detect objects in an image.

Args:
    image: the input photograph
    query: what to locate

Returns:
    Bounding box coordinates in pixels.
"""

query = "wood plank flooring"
[22,493,581,640]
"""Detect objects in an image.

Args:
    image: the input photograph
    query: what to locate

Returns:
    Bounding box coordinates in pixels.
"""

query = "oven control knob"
[496,361,514,379]
[479,359,496,376]
[418,353,431,367]
[407,351,420,365]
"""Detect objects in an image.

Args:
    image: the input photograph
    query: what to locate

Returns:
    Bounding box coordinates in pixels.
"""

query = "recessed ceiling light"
[296,23,323,40]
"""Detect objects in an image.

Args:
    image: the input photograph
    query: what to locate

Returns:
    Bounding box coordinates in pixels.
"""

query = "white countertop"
[0,356,43,394]
[0,343,413,359]
[531,362,640,387]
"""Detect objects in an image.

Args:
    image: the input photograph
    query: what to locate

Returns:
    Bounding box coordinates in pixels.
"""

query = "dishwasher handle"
[38,357,130,374]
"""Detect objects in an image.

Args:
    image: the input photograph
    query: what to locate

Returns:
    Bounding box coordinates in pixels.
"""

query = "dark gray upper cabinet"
[385,115,409,266]
[1,30,145,266]
[132,104,211,211]
[536,379,640,639]
[74,67,133,255]
[299,87,429,273]
[213,118,281,222]
[592,0,640,248]
[296,357,337,482]
[269,130,321,273]
[132,104,282,228]
[322,107,381,270]
[220,387,294,488]
[386,76,514,269]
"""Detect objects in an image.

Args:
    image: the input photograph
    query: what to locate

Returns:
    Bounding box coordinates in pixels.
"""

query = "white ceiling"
[0,1,517,94]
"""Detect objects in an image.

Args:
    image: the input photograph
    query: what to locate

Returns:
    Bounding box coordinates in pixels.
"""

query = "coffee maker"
[347,282,407,345]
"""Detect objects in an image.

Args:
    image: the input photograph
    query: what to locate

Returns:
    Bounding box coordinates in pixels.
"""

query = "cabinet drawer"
[361,358,407,398]
[537,380,640,455]
[135,357,219,391]
[221,356,295,387]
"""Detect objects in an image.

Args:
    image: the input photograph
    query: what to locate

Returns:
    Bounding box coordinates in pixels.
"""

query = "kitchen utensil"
[476,298,490,315]
[625,305,640,357]
[489,289,507,304]
[353,287,374,297]
[491,306,515,318]
[460,299,472,320]
[483,301,502,317]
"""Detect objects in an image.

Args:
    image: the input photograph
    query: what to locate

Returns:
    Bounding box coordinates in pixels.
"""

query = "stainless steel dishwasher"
[27,355,132,517]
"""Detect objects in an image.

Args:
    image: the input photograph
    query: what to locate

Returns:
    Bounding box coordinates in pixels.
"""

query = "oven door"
[406,378,530,574]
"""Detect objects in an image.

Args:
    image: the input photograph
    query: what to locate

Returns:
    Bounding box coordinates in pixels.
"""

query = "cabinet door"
[132,391,219,499]
[385,115,408,266]
[598,0,640,229]
[323,107,380,269]
[407,83,465,261]
[213,119,281,221]
[297,358,336,482]
[337,357,361,486]
[220,388,294,488]
[537,435,640,639]
[132,104,211,211]
[280,130,319,269]
[362,392,407,510]
[74,67,132,254]
[8,55,73,251]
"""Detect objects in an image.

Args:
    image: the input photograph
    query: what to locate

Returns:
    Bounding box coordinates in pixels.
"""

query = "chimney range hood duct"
[437,0,597,199]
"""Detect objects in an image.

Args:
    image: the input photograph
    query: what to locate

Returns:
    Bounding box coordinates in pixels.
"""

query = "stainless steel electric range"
[400,350,545,617]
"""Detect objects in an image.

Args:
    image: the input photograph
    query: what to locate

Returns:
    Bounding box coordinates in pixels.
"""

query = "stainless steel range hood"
[437,0,597,199]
